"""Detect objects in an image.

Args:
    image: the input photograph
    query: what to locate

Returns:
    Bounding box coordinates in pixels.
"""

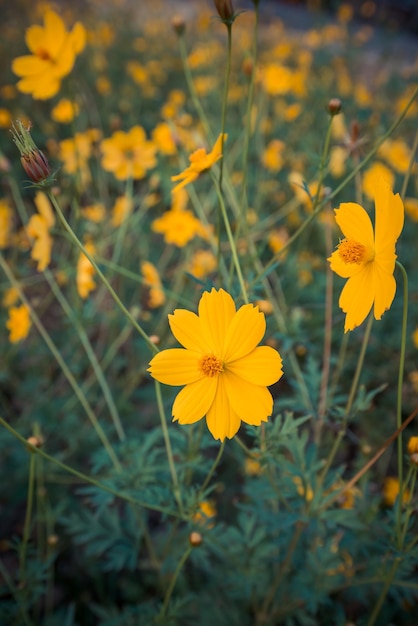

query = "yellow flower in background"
[0,200,13,249]
[51,98,80,123]
[262,64,293,96]
[111,196,133,227]
[6,304,32,343]
[141,261,166,309]
[148,288,283,441]
[152,207,209,247]
[12,9,86,100]
[0,108,12,129]
[193,500,217,528]
[362,162,394,202]
[262,139,285,173]
[328,181,404,332]
[268,227,289,257]
[383,477,410,506]
[77,239,96,299]
[101,126,157,181]
[171,133,227,193]
[404,198,418,222]
[81,203,106,223]
[378,138,414,174]
[293,476,314,502]
[187,250,217,279]
[2,287,20,308]
[413,327,418,349]
[26,192,55,271]
[152,122,177,156]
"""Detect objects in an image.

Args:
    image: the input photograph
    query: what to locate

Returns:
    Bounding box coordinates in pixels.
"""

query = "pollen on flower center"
[199,354,224,377]
[337,238,374,264]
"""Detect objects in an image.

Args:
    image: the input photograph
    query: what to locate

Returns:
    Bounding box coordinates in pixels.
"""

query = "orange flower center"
[337,238,374,264]
[37,48,52,62]
[199,354,224,377]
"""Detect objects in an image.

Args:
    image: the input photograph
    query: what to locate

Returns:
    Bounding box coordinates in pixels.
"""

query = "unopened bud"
[242,57,254,77]
[214,0,234,21]
[407,437,418,466]
[26,435,44,449]
[11,120,53,185]
[189,532,203,547]
[328,98,342,116]
[172,15,186,36]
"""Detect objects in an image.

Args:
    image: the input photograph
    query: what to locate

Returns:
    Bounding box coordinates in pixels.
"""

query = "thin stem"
[154,381,183,516]
[177,33,213,142]
[367,558,400,626]
[395,261,408,545]
[19,453,36,584]
[44,269,126,441]
[0,253,122,472]
[0,417,182,519]
[159,544,193,619]
[212,173,248,303]
[319,313,373,484]
[198,440,226,496]
[219,23,232,191]
[400,127,418,199]
[48,191,158,355]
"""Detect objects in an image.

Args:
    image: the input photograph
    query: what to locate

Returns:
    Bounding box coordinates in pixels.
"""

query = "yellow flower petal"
[374,181,404,254]
[227,346,283,386]
[339,264,375,332]
[328,249,364,279]
[206,376,241,441]
[223,303,266,362]
[373,264,396,320]
[334,202,374,248]
[148,348,203,386]
[223,370,273,424]
[199,288,236,356]
[168,309,212,353]
[172,377,217,424]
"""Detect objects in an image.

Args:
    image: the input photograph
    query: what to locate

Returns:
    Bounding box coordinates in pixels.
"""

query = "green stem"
[154,381,183,516]
[367,558,400,626]
[219,23,232,191]
[198,440,226,496]
[159,544,193,619]
[311,115,334,212]
[319,313,373,484]
[19,453,36,584]
[0,253,122,472]
[0,417,182,519]
[177,33,213,142]
[395,261,408,545]
[48,191,158,355]
[400,127,418,199]
[212,173,248,303]
[44,269,126,441]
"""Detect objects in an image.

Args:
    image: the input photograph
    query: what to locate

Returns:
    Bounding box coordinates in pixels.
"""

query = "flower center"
[199,354,224,377]
[337,238,374,264]
[37,48,52,62]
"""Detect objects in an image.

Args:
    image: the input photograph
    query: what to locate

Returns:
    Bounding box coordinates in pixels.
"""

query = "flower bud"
[189,531,203,547]
[172,15,186,36]
[11,120,53,185]
[214,0,234,21]
[328,98,342,116]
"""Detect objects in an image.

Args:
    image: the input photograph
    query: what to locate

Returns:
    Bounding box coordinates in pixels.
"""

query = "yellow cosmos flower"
[12,9,86,100]
[51,98,80,123]
[148,288,283,441]
[171,134,227,193]
[0,200,13,249]
[6,304,32,343]
[26,192,55,271]
[141,261,166,309]
[383,477,410,506]
[101,126,157,181]
[77,239,96,299]
[328,181,404,332]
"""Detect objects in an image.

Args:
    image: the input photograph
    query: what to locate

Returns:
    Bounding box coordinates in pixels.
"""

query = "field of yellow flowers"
[1,1,418,624]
